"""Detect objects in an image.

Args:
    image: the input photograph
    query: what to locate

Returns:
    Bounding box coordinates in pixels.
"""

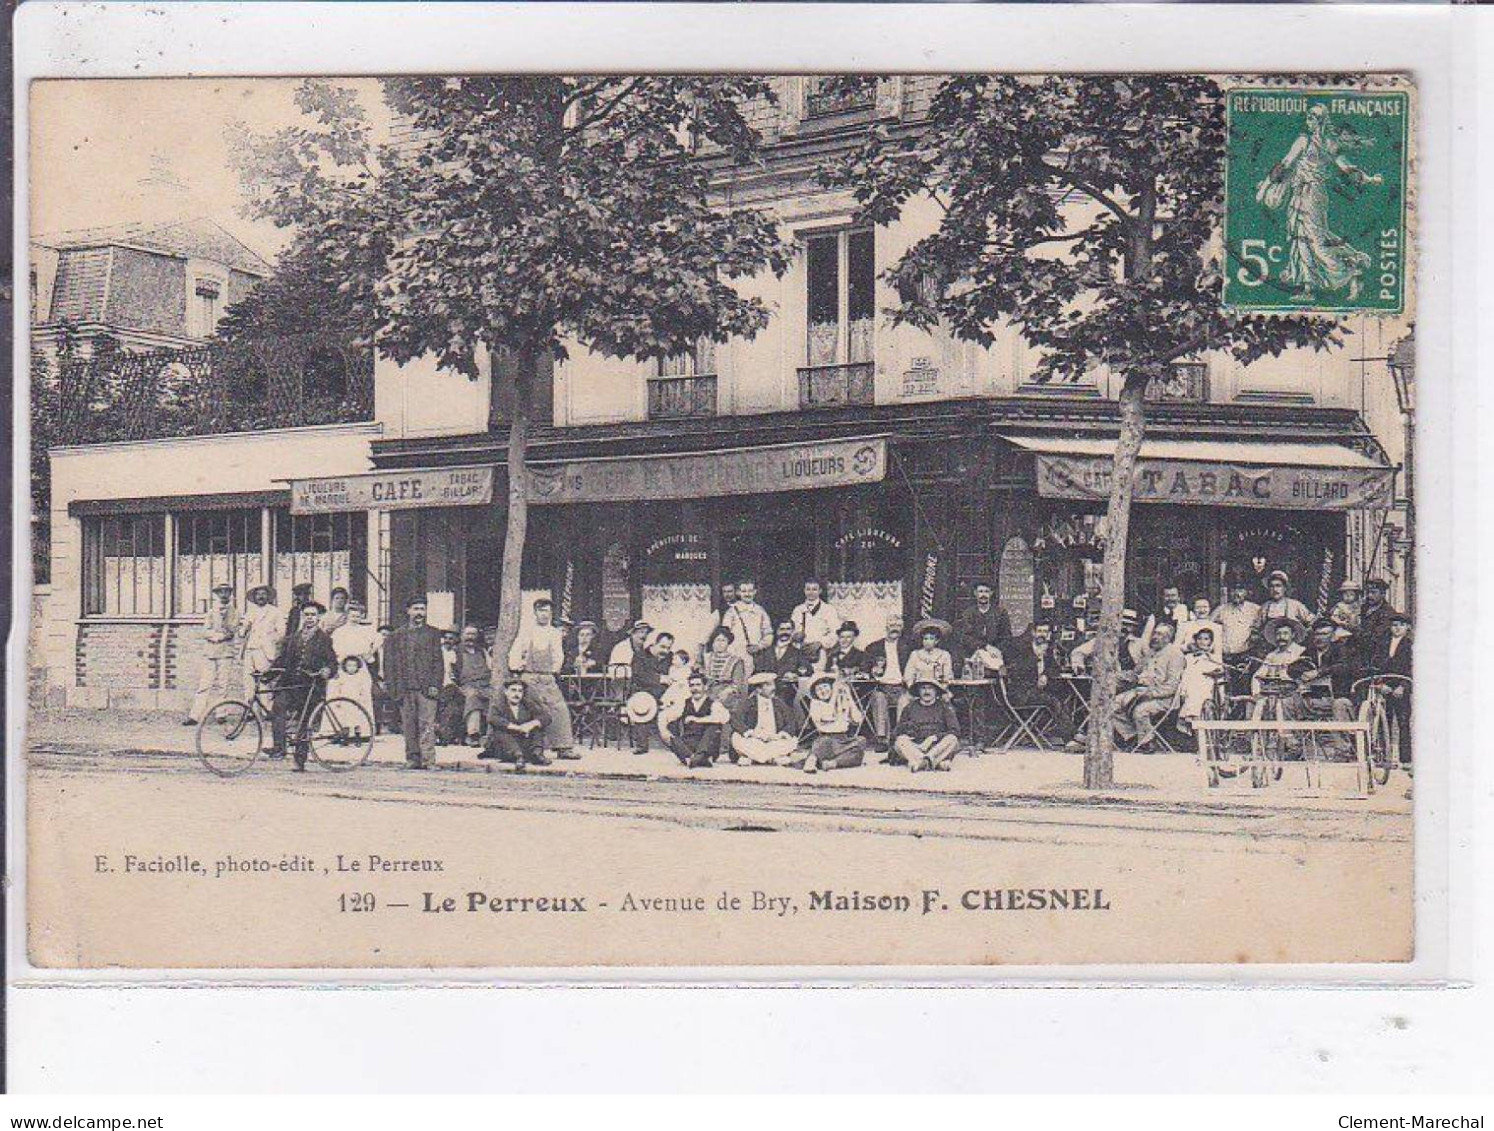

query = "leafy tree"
[235,77,791,683]
[835,74,1344,787]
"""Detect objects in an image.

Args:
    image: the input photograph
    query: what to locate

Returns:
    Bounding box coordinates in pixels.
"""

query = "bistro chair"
[994,672,1056,753]
[587,663,634,749]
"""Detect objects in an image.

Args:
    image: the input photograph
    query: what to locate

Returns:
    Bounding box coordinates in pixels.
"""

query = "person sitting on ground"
[790,672,867,774]
[893,678,961,773]
[730,672,805,766]
[456,625,492,745]
[481,676,550,770]
[662,670,731,769]
[701,625,748,718]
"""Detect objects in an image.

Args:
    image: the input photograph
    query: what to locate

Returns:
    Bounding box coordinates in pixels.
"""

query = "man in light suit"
[238,584,285,702]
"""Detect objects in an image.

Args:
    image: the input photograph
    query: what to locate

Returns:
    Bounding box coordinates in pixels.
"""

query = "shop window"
[648,340,718,419]
[175,509,264,616]
[272,509,366,608]
[801,228,875,408]
[82,514,167,617]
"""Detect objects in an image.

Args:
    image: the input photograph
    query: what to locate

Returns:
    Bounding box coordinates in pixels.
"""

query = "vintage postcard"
[23,70,1418,970]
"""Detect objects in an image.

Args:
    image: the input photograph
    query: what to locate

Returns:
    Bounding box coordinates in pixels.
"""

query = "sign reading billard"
[1035,454,1394,511]
[290,466,494,514]
[529,438,887,505]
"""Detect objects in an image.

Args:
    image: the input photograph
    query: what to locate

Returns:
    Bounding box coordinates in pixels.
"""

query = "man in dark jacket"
[760,621,812,680]
[382,595,446,769]
[893,678,961,772]
[1003,624,1073,743]
[824,621,870,677]
[729,672,806,764]
[954,581,1013,669]
[1355,578,1401,664]
[481,676,551,769]
[283,581,315,641]
[1363,611,1413,763]
[271,602,338,771]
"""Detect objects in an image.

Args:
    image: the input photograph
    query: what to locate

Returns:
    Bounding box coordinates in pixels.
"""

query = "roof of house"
[33,217,272,277]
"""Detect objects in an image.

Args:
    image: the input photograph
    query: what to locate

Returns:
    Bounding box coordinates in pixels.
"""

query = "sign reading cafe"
[1035,454,1394,511]
[290,467,494,515]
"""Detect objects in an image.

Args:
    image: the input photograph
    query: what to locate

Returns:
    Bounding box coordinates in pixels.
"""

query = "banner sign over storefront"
[528,438,888,505]
[1035,454,1394,511]
[290,466,494,514]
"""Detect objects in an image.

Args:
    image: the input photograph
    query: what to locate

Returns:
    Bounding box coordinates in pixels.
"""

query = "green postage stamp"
[1224,86,1409,314]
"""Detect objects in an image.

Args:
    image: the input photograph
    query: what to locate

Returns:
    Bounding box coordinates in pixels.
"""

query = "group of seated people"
[1063,571,1413,757]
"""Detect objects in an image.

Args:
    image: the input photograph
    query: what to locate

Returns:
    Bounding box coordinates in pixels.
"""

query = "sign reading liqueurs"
[528,438,887,505]
[290,466,494,514]
[1036,455,1393,511]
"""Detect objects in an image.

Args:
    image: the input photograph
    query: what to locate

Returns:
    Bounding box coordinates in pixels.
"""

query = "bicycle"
[196,668,375,777]
[1352,673,1411,787]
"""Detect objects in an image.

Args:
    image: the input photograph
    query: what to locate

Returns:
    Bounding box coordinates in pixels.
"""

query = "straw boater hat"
[912,617,952,639]
[1266,569,1290,585]
[211,581,234,595]
[623,691,659,725]
[747,671,779,689]
[807,672,839,695]
[248,583,272,599]
[1262,616,1308,645]
[1338,579,1362,594]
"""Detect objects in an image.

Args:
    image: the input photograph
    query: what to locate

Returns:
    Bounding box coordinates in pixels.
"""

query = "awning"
[69,489,290,518]
[1002,435,1395,511]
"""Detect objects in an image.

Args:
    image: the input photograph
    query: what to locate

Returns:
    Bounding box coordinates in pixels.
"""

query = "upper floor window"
[804,76,877,120]
[192,277,222,339]
[801,229,876,409]
[649,340,719,419]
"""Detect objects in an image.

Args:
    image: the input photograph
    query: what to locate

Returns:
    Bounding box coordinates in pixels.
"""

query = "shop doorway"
[719,525,816,626]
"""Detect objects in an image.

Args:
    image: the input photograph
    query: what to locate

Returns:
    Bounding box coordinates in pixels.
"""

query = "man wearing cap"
[730,672,805,765]
[238,583,285,702]
[954,582,1013,670]
[328,598,380,726]
[719,579,774,674]
[790,579,842,660]
[508,597,577,760]
[184,581,241,726]
[1216,583,1263,698]
[1254,571,1313,648]
[893,678,961,772]
[284,581,316,640]
[1364,611,1413,763]
[382,596,446,769]
[482,676,550,769]
[270,602,339,770]
[608,619,654,672]
[1356,578,1401,661]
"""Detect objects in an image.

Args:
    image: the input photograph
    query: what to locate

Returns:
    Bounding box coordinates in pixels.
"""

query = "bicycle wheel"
[307,697,375,771]
[196,700,264,777]
[1360,696,1394,787]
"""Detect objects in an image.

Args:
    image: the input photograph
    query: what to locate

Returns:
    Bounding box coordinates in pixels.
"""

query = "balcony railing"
[647,373,718,419]
[797,361,875,409]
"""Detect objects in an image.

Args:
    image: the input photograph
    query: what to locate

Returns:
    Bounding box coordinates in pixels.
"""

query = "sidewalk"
[26,706,1412,814]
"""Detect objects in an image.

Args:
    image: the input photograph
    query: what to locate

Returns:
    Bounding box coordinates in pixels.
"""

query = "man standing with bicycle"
[383,595,446,770]
[271,602,338,771]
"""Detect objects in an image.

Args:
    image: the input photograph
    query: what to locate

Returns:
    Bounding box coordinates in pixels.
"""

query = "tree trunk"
[1083,372,1149,789]
[488,342,536,688]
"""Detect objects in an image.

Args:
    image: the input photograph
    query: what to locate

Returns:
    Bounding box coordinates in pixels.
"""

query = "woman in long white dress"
[1256,105,1383,301]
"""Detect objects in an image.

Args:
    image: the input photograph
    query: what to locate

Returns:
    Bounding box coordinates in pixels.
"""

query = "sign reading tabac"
[529,438,887,505]
[290,467,494,514]
[1036,454,1394,511]
[1223,86,1409,314]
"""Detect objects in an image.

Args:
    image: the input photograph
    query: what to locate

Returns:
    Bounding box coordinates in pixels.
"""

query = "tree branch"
[1041,159,1134,225]
[567,77,644,134]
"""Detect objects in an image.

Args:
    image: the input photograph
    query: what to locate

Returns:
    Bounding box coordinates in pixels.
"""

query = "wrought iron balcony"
[647,373,718,420]
[797,361,875,409]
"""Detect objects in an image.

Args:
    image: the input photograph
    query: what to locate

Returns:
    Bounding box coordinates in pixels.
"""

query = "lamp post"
[1387,332,1415,618]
